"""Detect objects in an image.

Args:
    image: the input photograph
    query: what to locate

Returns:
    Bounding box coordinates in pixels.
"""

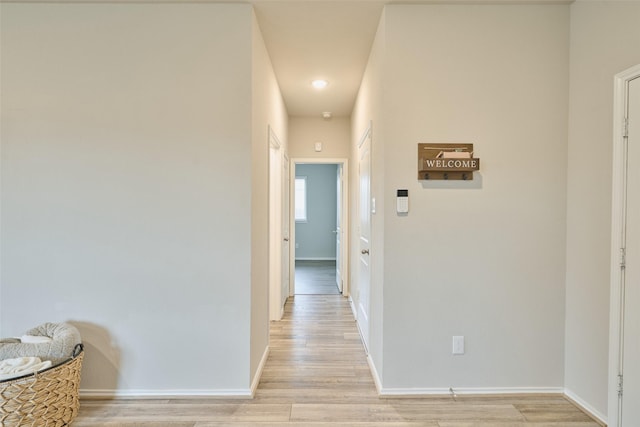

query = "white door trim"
[608,63,640,427]
[289,158,349,297]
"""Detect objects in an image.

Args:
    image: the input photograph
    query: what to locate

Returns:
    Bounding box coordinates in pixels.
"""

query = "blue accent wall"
[295,164,337,260]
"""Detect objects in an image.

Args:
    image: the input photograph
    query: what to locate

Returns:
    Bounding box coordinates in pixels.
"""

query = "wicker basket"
[0,344,83,427]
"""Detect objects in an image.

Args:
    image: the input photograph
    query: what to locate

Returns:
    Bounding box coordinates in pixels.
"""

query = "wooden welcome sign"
[418,143,480,180]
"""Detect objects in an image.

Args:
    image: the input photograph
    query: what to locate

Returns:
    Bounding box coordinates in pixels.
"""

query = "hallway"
[294,260,340,295]
[74,295,599,425]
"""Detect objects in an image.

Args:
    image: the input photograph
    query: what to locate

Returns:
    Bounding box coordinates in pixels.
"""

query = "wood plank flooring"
[294,260,340,294]
[74,295,601,426]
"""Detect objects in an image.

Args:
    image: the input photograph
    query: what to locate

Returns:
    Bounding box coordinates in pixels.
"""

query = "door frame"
[608,63,640,427]
[289,158,349,297]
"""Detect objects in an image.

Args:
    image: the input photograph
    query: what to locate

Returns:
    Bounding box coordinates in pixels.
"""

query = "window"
[295,177,307,222]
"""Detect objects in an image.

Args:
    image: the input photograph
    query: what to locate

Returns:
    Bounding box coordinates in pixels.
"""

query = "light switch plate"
[453,336,465,355]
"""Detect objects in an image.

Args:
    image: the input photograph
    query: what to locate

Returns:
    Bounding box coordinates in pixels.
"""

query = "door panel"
[282,157,291,300]
[269,143,282,321]
[358,131,371,350]
[622,76,640,426]
[336,165,343,292]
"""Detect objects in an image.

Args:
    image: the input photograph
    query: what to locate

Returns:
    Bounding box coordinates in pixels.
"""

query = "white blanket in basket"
[0,357,52,381]
[0,323,81,364]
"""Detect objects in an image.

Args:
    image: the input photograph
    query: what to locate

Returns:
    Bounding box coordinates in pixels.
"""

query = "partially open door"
[336,164,344,293]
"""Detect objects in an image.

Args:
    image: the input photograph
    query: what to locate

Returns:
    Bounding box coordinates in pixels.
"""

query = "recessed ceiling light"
[311,79,328,89]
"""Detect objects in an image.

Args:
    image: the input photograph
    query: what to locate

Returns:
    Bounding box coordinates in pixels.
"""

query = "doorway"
[289,159,349,297]
[609,64,640,427]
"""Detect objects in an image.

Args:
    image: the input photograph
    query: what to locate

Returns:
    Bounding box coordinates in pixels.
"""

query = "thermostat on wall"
[397,189,409,213]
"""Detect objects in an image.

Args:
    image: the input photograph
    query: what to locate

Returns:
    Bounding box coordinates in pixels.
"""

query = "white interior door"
[269,129,283,321]
[282,156,291,301]
[335,165,343,293]
[621,76,640,427]
[357,129,371,350]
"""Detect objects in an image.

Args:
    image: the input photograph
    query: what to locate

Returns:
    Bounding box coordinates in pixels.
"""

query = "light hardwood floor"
[295,260,340,295]
[74,296,601,426]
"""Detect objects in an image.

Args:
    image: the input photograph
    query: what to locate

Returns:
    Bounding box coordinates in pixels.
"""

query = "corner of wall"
[249,6,288,385]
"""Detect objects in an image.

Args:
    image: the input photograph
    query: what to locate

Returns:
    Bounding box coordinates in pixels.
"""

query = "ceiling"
[253,1,385,118]
[251,0,571,118]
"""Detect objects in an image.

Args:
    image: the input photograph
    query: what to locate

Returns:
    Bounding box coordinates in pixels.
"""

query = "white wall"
[1,3,257,395]
[565,0,640,419]
[295,164,337,260]
[354,3,570,392]
[250,10,288,388]
[351,9,386,378]
[288,117,350,159]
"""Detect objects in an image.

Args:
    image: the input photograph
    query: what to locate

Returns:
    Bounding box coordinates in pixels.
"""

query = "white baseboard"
[564,388,608,426]
[80,388,253,399]
[377,386,565,397]
[251,346,270,397]
[367,354,382,394]
[364,352,565,398]
[348,296,357,319]
[295,257,336,261]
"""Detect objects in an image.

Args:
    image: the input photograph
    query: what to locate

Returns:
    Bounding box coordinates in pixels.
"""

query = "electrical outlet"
[295,243,299,249]
[452,336,465,355]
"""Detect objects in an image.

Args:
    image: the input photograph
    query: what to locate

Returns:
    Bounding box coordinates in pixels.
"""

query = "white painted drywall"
[288,116,351,159]
[1,3,256,394]
[250,10,288,387]
[354,3,570,392]
[295,164,337,260]
[351,9,386,379]
[565,0,640,418]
